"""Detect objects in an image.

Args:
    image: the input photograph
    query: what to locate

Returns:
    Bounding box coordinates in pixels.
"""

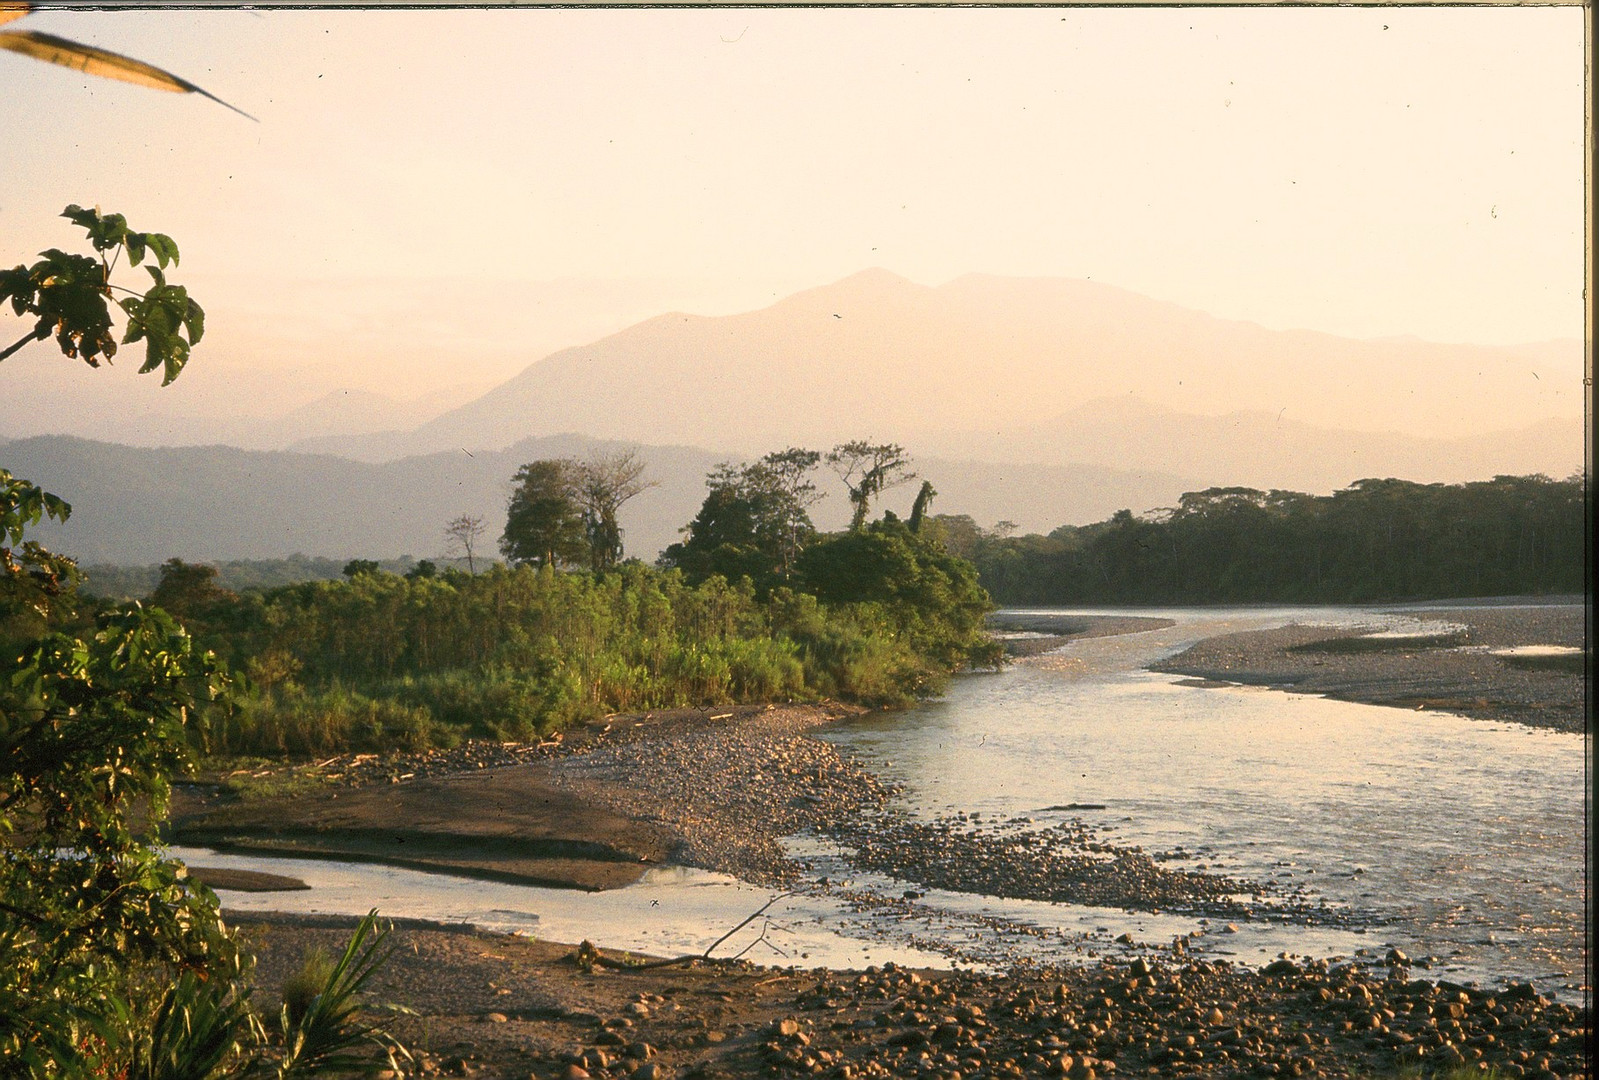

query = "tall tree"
[444,513,486,573]
[661,449,824,587]
[148,557,236,623]
[826,441,916,531]
[908,480,937,533]
[745,448,824,575]
[571,450,656,572]
[500,460,586,569]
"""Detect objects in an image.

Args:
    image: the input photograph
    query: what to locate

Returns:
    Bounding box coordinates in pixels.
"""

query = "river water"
[183,605,1588,998]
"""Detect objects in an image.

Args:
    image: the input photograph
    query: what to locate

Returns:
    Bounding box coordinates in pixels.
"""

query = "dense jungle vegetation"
[938,474,1585,606]
[148,522,999,759]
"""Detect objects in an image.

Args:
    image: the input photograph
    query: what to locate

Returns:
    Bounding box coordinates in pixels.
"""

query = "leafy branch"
[0,204,205,384]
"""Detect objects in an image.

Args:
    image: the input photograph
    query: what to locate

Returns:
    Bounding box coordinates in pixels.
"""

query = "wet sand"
[171,703,875,891]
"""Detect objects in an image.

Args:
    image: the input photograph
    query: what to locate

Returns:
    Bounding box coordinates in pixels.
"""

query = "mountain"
[293,269,1584,463]
[1,435,1197,567]
[937,399,1584,493]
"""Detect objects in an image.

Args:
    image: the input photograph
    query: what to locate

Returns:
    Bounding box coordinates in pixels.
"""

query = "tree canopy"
[826,441,916,532]
[501,452,656,572]
[660,449,824,589]
[500,459,588,569]
[951,474,1586,605]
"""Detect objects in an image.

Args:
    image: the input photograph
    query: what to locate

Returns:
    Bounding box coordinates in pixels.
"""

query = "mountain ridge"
[326,269,1584,464]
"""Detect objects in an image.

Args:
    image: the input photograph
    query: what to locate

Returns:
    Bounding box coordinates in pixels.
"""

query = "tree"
[149,557,235,618]
[443,513,486,573]
[570,450,656,572]
[794,516,1002,676]
[907,480,937,533]
[500,459,586,569]
[661,449,824,587]
[3,209,406,1077]
[0,210,242,1074]
[825,441,915,531]
[744,448,824,576]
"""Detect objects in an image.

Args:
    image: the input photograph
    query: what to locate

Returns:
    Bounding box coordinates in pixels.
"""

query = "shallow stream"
[184,604,1588,998]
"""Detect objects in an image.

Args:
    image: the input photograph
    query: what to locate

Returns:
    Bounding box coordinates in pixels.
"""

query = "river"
[179,604,1588,999]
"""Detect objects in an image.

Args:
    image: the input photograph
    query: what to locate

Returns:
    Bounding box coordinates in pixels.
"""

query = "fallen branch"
[580,892,797,971]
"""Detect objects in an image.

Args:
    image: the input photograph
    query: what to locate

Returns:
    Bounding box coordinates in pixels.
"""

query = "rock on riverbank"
[237,913,1592,1080]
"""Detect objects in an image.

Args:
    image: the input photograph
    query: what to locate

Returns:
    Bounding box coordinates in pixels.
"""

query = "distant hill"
[1,435,1198,566]
[936,399,1584,493]
[292,269,1584,462]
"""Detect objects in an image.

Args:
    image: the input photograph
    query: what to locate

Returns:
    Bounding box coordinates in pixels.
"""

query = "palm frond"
[0,24,255,120]
[275,910,411,1079]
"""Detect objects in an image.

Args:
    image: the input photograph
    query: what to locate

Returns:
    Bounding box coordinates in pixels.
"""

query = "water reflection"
[821,606,1586,996]
[182,605,1585,998]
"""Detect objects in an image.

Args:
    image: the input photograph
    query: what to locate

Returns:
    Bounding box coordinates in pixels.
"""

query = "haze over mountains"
[3,270,1584,566]
[294,269,1581,460]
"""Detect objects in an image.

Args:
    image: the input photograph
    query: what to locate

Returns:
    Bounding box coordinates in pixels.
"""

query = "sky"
[0,4,1589,428]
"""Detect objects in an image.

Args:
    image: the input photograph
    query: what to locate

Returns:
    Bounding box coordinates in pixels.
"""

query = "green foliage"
[279,949,336,1034]
[0,205,203,382]
[795,516,1002,681]
[80,556,423,601]
[180,543,999,757]
[500,453,656,573]
[660,450,823,590]
[826,441,915,531]
[269,911,409,1080]
[957,474,1586,605]
[0,604,238,1075]
[500,459,587,569]
[2,468,82,641]
[128,967,260,1080]
[150,559,238,622]
[3,208,406,1078]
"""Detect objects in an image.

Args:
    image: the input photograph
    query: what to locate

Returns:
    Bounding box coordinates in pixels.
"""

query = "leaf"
[124,232,147,267]
[0,28,257,120]
[183,299,205,345]
[144,233,179,269]
[61,204,97,230]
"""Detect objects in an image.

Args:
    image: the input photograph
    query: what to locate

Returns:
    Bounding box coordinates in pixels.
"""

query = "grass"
[280,947,337,1029]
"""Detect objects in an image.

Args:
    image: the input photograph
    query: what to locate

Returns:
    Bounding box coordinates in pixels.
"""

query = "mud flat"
[237,912,1591,1080]
[170,703,879,891]
[1150,604,1586,732]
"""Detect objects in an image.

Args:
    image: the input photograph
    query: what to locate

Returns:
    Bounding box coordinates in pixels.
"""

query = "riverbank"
[181,605,1590,1076]
[237,911,1589,1080]
[172,701,876,891]
[985,612,1176,658]
[1150,604,1586,732]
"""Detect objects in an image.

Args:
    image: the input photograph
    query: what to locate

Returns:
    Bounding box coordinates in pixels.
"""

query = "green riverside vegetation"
[4,205,409,1077]
[156,516,1001,759]
[941,474,1584,606]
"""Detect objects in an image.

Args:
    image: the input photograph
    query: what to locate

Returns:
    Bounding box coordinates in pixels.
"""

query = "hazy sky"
[0,5,1588,420]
